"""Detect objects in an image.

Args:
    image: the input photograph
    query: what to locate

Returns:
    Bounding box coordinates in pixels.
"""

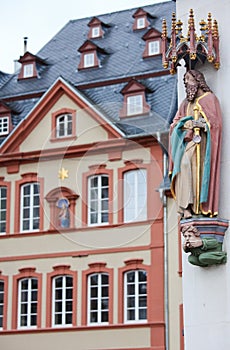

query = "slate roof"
[0,1,177,144]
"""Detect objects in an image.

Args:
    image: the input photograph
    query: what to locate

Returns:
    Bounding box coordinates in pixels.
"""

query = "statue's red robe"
[169,92,222,216]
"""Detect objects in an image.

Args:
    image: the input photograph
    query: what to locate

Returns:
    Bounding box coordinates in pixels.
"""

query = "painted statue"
[182,225,227,267]
[169,70,222,219]
[56,198,70,228]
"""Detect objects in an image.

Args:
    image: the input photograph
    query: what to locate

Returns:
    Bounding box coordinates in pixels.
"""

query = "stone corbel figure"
[181,225,227,267]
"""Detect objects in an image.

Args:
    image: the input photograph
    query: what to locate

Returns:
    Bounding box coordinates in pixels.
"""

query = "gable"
[78,40,98,52]
[142,28,162,40]
[120,79,146,94]
[0,78,123,154]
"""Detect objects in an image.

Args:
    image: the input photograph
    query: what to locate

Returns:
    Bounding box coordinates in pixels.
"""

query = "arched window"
[56,114,72,138]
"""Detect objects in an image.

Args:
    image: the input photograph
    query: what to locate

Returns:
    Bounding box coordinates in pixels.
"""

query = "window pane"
[139,309,147,320]
[65,313,72,324]
[30,315,37,326]
[101,299,108,309]
[90,300,98,310]
[101,311,108,322]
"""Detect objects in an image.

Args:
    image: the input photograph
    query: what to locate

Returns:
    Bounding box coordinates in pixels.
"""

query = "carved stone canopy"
[161,9,220,74]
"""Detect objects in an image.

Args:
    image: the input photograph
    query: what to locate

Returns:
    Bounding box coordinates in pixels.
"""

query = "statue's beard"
[186,83,199,102]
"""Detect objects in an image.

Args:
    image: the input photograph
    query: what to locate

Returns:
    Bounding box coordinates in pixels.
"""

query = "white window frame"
[0,117,9,136]
[88,175,109,226]
[0,280,4,330]
[148,40,160,56]
[124,270,147,323]
[52,275,73,327]
[127,95,143,116]
[56,113,73,138]
[137,17,145,29]
[20,183,40,232]
[92,26,100,38]
[17,277,38,329]
[87,273,109,325]
[23,63,33,78]
[124,169,147,223]
[84,53,95,68]
[0,186,7,234]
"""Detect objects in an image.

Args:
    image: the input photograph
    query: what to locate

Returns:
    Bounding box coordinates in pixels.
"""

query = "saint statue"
[56,198,70,228]
[169,70,222,219]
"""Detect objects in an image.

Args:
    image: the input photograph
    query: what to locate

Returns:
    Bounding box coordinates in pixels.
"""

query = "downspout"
[156,132,169,350]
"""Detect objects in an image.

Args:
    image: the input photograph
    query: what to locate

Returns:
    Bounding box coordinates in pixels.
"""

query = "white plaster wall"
[177,1,230,349]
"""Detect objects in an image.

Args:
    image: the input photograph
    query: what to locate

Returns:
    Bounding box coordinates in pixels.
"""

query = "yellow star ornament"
[58,167,69,180]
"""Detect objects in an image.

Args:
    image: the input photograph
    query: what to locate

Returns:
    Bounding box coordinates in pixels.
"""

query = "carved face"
[183,231,196,243]
[184,72,199,102]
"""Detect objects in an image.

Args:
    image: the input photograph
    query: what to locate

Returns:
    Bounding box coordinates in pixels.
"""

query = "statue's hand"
[183,120,193,129]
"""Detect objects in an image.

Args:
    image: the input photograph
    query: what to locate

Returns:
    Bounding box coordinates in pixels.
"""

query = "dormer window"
[17,51,47,80]
[78,40,107,70]
[142,28,162,58]
[120,80,150,118]
[0,103,13,137]
[0,117,9,136]
[132,8,150,31]
[87,17,106,39]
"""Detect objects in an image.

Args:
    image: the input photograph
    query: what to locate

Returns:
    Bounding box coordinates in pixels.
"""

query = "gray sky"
[1,0,169,73]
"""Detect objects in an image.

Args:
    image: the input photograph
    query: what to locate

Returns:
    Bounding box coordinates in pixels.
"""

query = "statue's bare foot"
[183,209,192,219]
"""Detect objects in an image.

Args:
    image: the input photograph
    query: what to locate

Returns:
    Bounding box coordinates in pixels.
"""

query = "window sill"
[50,136,77,143]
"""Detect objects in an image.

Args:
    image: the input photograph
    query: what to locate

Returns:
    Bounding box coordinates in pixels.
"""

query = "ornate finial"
[212,19,219,39]
[176,19,183,38]
[199,19,207,41]
[162,18,167,38]
[161,9,220,74]
[161,18,169,69]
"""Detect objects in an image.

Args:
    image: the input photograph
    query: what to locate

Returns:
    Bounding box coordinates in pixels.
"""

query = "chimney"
[23,37,28,53]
